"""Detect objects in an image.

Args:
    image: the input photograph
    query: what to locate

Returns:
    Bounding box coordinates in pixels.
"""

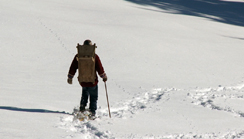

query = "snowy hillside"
[1,0,244,138]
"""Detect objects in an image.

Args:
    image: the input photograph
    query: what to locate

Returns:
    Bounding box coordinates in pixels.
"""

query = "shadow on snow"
[125,0,244,27]
[0,106,72,115]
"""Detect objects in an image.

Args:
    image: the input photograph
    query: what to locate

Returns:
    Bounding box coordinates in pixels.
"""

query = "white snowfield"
[1,0,244,139]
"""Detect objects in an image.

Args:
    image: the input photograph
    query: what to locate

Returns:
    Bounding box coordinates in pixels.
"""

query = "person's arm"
[67,55,78,84]
[95,55,107,82]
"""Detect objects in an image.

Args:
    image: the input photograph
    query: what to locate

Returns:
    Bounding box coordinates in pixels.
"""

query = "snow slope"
[1,0,244,138]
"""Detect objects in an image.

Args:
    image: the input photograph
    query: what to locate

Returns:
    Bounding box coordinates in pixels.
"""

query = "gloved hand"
[67,78,72,84]
[103,75,108,82]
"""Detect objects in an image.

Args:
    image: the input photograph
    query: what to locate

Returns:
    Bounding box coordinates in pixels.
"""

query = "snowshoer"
[67,39,107,118]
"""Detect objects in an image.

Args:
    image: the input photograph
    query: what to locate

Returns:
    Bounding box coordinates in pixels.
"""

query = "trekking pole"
[104,82,111,118]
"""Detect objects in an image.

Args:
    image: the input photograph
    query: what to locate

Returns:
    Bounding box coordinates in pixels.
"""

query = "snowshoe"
[88,113,97,120]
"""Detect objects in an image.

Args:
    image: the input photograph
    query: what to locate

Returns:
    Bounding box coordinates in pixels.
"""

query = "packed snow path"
[58,82,244,138]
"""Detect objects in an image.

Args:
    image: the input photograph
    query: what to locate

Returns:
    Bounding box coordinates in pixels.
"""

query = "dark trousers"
[80,85,98,113]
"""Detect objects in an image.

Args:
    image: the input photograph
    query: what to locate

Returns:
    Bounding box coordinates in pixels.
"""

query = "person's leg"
[80,87,89,111]
[88,85,98,115]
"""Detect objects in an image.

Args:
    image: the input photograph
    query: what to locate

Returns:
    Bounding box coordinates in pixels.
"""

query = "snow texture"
[1,0,244,139]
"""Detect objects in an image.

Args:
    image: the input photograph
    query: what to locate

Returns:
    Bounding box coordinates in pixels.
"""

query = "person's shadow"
[0,106,71,115]
[125,0,244,27]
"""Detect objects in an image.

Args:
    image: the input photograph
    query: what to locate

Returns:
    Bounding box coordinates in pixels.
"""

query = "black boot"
[79,105,85,112]
[89,111,96,120]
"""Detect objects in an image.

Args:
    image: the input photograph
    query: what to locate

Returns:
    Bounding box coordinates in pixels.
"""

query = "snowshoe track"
[58,82,244,138]
[103,88,175,119]
[188,82,244,118]
[58,113,114,139]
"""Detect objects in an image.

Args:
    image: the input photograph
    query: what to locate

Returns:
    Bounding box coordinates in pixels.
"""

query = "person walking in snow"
[67,39,107,117]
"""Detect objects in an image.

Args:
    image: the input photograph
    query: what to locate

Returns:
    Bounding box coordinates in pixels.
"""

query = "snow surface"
[1,0,244,138]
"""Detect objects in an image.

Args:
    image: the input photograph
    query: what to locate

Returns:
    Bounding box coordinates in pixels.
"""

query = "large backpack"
[76,43,97,84]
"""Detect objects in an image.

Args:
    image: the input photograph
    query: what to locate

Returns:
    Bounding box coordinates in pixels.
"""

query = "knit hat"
[83,39,92,45]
